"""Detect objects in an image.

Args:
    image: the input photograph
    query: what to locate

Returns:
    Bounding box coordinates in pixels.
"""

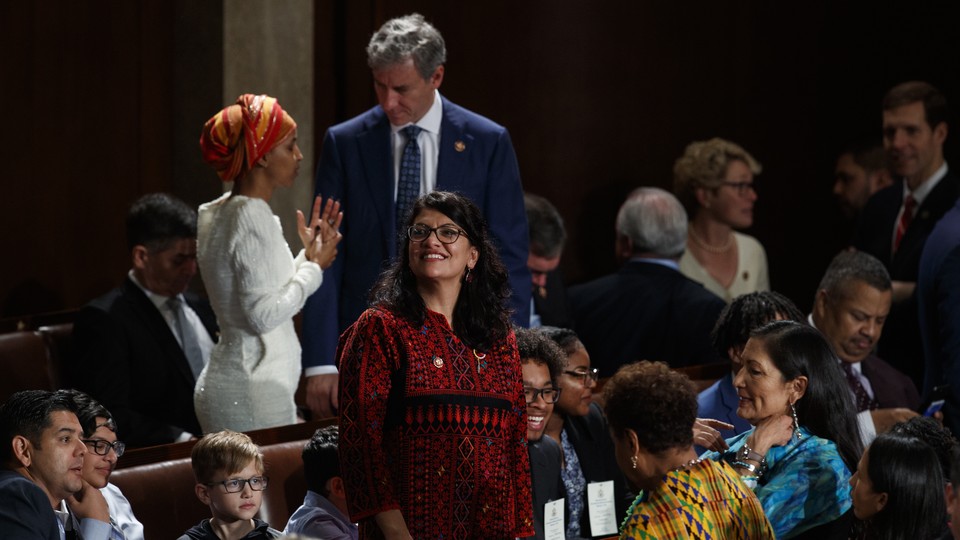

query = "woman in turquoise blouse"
[703,320,863,539]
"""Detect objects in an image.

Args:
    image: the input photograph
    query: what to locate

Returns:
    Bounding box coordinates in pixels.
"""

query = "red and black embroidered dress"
[338,307,534,539]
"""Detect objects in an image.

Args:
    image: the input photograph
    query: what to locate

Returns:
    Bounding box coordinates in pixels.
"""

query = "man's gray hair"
[366,13,446,80]
[616,187,688,258]
[817,249,892,301]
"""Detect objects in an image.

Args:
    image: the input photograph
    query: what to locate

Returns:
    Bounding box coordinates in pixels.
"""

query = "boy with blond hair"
[178,431,280,540]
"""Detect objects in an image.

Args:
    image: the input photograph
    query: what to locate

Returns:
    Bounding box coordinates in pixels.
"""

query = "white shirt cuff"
[305,365,339,377]
[857,410,877,446]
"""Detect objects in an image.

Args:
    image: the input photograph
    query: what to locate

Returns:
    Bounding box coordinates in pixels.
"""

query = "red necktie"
[894,194,916,253]
[841,362,878,412]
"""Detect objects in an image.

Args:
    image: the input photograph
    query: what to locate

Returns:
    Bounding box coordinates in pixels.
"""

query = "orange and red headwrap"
[199,94,297,183]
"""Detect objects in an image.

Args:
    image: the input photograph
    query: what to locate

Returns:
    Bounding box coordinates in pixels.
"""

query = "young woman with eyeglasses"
[540,326,630,539]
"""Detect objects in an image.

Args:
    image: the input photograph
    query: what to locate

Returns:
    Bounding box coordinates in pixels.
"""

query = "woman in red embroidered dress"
[337,191,534,540]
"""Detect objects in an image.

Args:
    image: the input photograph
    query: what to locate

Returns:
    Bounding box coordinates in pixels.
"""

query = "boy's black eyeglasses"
[524,386,562,404]
[206,475,269,493]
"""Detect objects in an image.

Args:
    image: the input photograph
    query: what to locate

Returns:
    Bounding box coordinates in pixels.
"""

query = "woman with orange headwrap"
[195,94,342,433]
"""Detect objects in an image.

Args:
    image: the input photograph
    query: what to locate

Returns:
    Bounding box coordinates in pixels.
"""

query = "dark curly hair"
[603,361,697,453]
[369,191,512,351]
[539,326,583,364]
[59,389,116,438]
[515,327,566,384]
[303,425,340,496]
[890,416,959,480]
[711,291,804,358]
[751,320,863,470]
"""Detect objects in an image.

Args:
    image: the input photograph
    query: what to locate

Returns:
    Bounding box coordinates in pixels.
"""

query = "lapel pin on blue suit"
[454,140,466,152]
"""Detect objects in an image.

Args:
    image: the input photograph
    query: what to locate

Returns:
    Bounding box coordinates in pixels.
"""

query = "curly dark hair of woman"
[861,433,945,540]
[750,320,864,471]
[711,291,805,358]
[602,361,697,453]
[890,415,959,481]
[368,191,512,351]
[538,326,582,362]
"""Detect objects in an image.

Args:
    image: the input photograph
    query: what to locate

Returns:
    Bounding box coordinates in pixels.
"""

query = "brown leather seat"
[0,331,57,402]
[38,323,74,388]
[110,438,308,538]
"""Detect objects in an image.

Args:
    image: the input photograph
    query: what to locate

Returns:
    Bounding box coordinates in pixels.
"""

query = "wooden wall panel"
[4,0,960,319]
[316,1,960,312]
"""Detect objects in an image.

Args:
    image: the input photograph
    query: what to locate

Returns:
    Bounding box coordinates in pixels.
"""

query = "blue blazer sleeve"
[436,100,531,328]
[302,128,349,370]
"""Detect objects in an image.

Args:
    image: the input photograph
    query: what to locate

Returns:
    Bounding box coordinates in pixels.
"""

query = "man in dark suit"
[301,13,530,418]
[854,81,958,388]
[919,200,960,436]
[0,390,112,539]
[525,193,575,329]
[811,250,920,444]
[569,187,725,377]
[71,194,217,448]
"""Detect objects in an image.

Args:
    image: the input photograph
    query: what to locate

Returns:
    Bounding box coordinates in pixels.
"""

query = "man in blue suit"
[301,13,531,418]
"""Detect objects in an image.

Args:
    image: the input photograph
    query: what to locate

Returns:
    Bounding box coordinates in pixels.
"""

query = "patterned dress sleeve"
[502,331,536,537]
[337,309,403,521]
[753,437,852,539]
[230,198,322,335]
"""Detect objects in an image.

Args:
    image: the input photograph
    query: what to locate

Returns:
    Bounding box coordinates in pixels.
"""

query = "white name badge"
[544,498,565,540]
[587,480,617,536]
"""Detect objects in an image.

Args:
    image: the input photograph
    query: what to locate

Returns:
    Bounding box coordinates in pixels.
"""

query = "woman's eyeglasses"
[524,386,562,404]
[205,475,269,493]
[407,224,467,244]
[719,180,756,196]
[564,368,599,386]
[82,439,126,458]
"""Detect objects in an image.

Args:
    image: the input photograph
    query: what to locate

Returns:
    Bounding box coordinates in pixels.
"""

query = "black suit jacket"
[854,172,960,387]
[861,354,921,410]
[527,436,565,540]
[569,261,726,377]
[532,269,575,329]
[70,277,218,446]
[0,470,59,540]
[564,403,631,539]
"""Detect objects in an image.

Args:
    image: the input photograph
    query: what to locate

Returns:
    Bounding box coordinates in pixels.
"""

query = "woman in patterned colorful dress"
[337,191,533,540]
[603,360,773,539]
[703,320,864,539]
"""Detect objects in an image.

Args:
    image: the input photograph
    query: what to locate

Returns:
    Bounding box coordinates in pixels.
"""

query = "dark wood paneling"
[317,1,960,312]
[5,1,960,319]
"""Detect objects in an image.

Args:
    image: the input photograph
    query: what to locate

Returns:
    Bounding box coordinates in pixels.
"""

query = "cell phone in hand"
[924,399,945,417]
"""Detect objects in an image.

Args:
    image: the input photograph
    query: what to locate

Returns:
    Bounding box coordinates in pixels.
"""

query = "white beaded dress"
[194,193,322,432]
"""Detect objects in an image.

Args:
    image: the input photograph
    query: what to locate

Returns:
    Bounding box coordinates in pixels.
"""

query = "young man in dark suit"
[71,194,218,447]
[854,81,957,387]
